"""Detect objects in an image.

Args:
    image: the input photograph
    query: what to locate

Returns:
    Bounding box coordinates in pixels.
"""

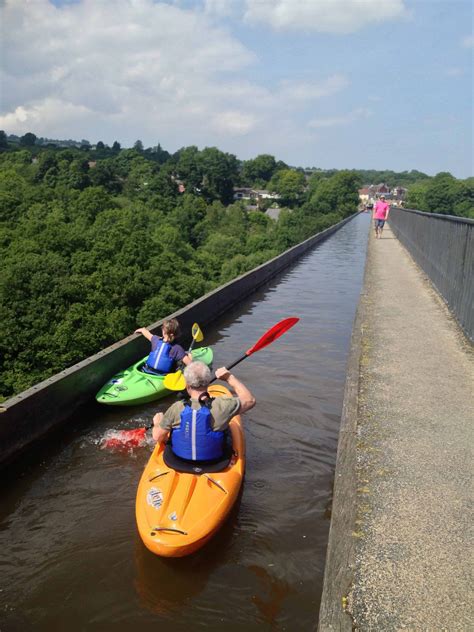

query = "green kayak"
[96,347,213,406]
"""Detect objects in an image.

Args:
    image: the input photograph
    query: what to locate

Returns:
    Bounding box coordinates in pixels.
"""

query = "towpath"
[346,223,473,629]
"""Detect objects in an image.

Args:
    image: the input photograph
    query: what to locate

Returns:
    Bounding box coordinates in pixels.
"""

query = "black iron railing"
[389,208,473,342]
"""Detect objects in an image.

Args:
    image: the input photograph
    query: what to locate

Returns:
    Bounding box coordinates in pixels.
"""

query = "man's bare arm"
[215,367,256,414]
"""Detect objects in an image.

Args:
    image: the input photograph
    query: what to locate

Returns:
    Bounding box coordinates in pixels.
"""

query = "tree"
[173,146,239,204]
[424,172,459,215]
[241,154,278,185]
[34,150,59,183]
[20,132,37,146]
[144,143,170,164]
[405,181,430,211]
[96,141,105,150]
[0,169,27,221]
[306,171,326,197]
[268,168,306,206]
[203,233,242,260]
[65,158,90,190]
[167,194,207,245]
[174,146,203,192]
[74,186,115,221]
[134,139,144,152]
[0,139,358,399]
[0,131,8,148]
[200,147,239,204]
[112,141,121,152]
[88,159,122,194]
[308,170,361,217]
[420,173,474,217]
[123,158,158,198]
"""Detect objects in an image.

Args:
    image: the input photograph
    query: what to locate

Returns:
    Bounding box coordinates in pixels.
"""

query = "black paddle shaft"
[209,352,248,383]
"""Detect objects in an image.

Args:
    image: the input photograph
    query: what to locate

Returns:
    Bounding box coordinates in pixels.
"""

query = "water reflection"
[134,496,243,620]
[249,564,293,627]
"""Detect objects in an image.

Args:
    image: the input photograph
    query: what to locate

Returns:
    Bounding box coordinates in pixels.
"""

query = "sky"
[1,0,473,177]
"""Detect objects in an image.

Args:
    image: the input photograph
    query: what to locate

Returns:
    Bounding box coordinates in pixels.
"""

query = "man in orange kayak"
[152,361,256,461]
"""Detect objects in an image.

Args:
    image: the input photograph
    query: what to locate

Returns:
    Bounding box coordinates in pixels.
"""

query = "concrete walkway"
[347,224,473,629]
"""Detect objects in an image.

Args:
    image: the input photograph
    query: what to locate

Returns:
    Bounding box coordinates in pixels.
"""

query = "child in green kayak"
[135,318,192,375]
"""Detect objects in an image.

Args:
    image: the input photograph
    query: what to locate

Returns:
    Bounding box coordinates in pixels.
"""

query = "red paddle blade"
[101,427,147,450]
[246,317,299,356]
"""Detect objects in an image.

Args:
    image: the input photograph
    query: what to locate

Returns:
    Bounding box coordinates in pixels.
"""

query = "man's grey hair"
[183,361,212,389]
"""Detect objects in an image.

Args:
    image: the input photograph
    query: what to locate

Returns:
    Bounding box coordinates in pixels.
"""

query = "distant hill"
[7,133,91,149]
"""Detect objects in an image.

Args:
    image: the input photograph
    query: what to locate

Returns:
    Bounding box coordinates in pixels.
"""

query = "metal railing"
[389,207,473,342]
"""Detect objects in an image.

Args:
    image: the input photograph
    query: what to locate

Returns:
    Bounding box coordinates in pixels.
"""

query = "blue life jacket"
[171,401,225,461]
[145,339,174,374]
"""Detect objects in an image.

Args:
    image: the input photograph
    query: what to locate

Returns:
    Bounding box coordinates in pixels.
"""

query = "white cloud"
[213,110,258,134]
[309,107,372,129]
[0,0,256,142]
[278,75,349,102]
[445,67,464,77]
[243,0,408,33]
[0,98,96,140]
[203,0,236,17]
[461,34,474,48]
[0,0,354,149]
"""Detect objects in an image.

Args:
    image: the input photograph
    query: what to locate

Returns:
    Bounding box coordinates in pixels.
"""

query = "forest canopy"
[0,135,362,399]
[3,133,469,399]
[404,172,474,218]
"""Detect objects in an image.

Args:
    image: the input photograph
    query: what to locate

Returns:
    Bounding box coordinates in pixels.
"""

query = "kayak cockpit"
[162,431,234,474]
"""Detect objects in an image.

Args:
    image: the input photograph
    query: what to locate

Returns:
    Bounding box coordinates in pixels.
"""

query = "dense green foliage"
[305,167,430,188]
[0,136,360,398]
[405,172,474,218]
[306,166,473,217]
[350,168,429,188]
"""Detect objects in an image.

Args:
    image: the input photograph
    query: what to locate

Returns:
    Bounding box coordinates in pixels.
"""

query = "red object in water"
[101,427,148,449]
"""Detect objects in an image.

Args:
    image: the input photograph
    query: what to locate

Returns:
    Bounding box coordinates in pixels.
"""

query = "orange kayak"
[135,384,245,557]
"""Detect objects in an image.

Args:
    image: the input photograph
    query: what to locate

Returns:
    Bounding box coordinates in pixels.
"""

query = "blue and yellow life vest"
[144,339,173,374]
[171,400,224,461]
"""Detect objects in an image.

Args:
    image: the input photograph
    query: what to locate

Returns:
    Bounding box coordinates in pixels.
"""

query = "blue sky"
[1,0,472,177]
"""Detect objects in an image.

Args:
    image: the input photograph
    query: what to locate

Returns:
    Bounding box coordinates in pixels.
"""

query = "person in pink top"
[373,195,390,238]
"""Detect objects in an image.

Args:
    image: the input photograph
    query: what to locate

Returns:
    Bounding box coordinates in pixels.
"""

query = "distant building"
[253,189,281,201]
[233,188,281,204]
[265,207,283,220]
[358,187,370,204]
[392,186,407,200]
[375,183,390,195]
[233,187,255,201]
[360,183,407,207]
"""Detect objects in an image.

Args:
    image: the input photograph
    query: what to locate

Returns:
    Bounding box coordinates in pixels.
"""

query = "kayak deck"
[135,384,245,557]
[95,347,213,406]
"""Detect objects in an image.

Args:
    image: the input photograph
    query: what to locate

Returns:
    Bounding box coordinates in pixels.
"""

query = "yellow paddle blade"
[192,322,204,342]
[163,371,186,391]
[164,324,202,391]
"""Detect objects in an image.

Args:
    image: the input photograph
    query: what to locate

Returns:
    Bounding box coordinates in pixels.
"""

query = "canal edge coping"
[317,226,371,630]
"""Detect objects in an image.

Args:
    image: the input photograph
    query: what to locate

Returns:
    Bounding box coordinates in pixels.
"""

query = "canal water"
[0,213,370,631]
